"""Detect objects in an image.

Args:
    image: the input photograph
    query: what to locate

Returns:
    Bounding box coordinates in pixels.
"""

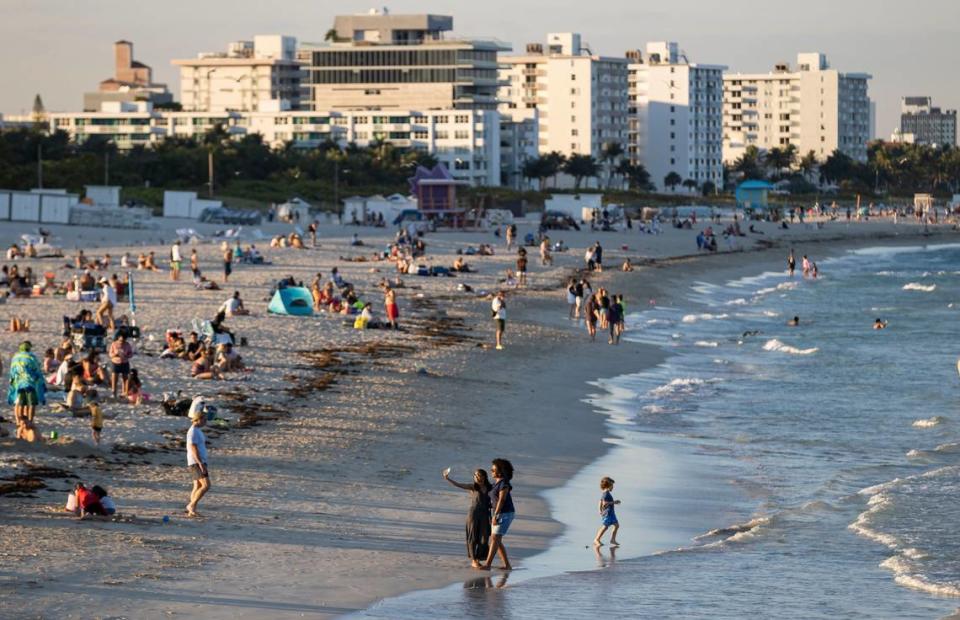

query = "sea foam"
[762,339,819,355]
[912,416,944,428]
[903,282,936,292]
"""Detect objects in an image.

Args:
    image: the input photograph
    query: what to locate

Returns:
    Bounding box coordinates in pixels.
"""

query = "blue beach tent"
[268,286,314,316]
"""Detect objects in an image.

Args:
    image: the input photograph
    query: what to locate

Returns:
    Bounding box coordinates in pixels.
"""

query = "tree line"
[730,142,960,196]
[0,126,438,203]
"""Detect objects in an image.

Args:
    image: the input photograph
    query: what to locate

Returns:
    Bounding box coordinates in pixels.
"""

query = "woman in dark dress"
[443,468,492,568]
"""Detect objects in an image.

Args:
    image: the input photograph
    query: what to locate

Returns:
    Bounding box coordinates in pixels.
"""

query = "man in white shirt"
[491,291,506,350]
[95,277,117,329]
[185,406,210,517]
[170,240,183,281]
[219,291,249,317]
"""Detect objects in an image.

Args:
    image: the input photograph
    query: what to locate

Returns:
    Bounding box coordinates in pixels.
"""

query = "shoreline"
[355,226,960,616]
[1,219,958,618]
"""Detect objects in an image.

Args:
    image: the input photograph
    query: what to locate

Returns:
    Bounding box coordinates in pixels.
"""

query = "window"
[571,74,576,81]
[412,130,429,139]
[571,115,576,122]
[435,130,449,139]
[571,129,579,136]
[454,130,469,139]
[455,115,470,123]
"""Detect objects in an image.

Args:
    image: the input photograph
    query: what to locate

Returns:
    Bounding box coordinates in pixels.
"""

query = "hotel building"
[723,53,872,164]
[172,35,304,112]
[47,103,503,186]
[499,33,629,161]
[899,97,957,147]
[627,42,725,193]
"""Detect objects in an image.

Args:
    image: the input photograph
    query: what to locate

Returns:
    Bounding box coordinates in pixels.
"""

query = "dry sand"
[0,213,956,618]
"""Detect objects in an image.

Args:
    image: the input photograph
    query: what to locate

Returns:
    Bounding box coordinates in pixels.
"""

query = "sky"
[1,0,958,139]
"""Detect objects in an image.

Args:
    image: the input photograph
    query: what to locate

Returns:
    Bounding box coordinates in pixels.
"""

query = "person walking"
[491,291,506,351]
[787,248,796,277]
[443,468,493,568]
[95,276,117,330]
[593,477,621,546]
[185,404,211,517]
[482,458,515,571]
[516,249,528,288]
[7,341,45,442]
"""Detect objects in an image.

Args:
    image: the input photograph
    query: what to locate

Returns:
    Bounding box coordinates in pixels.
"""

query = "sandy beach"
[1,212,957,618]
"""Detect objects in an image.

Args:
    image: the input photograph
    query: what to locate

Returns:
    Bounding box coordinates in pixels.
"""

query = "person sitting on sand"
[73,482,106,517]
[191,348,222,381]
[211,310,235,344]
[92,485,116,516]
[215,343,244,372]
[137,253,147,270]
[220,291,250,317]
[125,368,148,405]
[161,332,187,359]
[144,252,160,271]
[82,351,110,386]
[621,258,634,272]
[452,256,472,273]
[787,316,800,327]
[41,348,58,376]
[78,269,96,291]
[873,318,888,330]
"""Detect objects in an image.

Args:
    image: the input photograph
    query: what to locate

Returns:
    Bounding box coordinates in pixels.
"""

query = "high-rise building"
[900,97,957,146]
[84,41,172,111]
[499,33,629,162]
[627,42,725,193]
[172,35,304,112]
[298,10,507,112]
[48,103,503,186]
[723,53,872,164]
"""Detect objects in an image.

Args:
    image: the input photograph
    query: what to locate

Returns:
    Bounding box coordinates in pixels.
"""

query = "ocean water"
[358,244,960,619]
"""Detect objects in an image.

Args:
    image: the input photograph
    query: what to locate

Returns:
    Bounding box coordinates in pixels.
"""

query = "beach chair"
[71,324,107,354]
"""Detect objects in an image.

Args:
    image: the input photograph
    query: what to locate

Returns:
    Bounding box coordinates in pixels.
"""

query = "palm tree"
[733,146,765,180]
[682,178,699,193]
[600,142,624,189]
[563,154,599,191]
[664,171,682,192]
[798,150,818,181]
[543,151,566,189]
[617,162,651,191]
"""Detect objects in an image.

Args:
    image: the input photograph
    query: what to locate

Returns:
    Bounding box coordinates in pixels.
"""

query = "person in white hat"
[95,276,117,330]
[185,404,211,517]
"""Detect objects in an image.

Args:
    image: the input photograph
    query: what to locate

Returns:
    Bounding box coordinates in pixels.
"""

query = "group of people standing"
[443,458,516,571]
[567,278,626,345]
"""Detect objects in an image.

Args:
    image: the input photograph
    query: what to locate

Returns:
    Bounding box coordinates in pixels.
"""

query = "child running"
[594,476,621,546]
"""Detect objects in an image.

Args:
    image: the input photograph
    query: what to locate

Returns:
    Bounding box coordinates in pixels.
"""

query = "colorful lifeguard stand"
[409,164,470,228]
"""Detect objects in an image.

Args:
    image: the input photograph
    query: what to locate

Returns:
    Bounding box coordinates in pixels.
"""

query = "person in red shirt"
[74,482,105,516]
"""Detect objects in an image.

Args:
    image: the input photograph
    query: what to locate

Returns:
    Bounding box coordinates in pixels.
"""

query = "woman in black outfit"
[443,468,492,568]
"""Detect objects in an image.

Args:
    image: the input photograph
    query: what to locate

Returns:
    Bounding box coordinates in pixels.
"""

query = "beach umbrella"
[127,271,137,326]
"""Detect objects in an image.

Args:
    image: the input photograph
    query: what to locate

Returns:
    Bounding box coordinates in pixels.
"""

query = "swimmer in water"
[741,330,762,338]
[873,318,888,330]
[787,316,800,326]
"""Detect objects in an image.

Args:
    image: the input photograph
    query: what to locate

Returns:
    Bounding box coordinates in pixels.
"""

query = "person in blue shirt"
[594,476,621,546]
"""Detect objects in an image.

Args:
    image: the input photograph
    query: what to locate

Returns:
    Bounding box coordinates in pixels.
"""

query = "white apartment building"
[298,11,507,112]
[499,33,629,162]
[47,102,502,186]
[172,35,304,112]
[627,42,725,193]
[723,53,872,164]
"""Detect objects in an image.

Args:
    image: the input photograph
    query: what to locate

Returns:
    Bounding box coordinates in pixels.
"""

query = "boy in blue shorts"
[594,476,621,546]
